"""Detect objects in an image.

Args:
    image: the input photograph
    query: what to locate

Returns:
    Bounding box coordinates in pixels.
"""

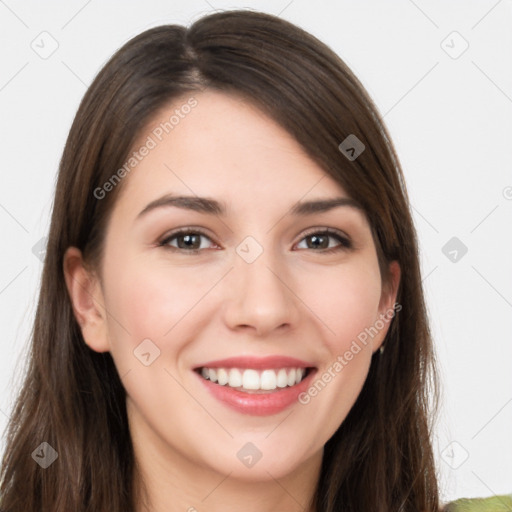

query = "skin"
[64,90,400,512]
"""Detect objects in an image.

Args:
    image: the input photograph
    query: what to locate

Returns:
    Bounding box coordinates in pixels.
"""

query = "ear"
[372,260,401,353]
[63,247,110,353]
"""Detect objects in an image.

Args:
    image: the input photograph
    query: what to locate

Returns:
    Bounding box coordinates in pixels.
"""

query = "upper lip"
[194,355,316,370]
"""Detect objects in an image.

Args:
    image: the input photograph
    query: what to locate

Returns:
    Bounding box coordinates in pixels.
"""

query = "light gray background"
[0,0,511,504]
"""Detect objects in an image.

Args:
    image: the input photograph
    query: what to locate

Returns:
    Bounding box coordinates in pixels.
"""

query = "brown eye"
[296,229,352,253]
[159,229,215,254]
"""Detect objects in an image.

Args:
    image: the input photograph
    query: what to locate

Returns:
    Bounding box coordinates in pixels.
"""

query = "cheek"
[101,254,216,355]
[299,258,381,441]
[300,259,382,351]
[295,264,382,445]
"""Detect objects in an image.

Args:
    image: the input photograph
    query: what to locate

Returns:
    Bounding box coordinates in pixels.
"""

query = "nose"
[222,243,301,336]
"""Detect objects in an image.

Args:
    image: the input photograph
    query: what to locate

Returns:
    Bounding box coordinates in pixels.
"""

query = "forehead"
[113,90,355,219]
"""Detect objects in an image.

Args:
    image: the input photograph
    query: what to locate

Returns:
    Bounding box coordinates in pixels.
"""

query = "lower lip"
[194,369,317,416]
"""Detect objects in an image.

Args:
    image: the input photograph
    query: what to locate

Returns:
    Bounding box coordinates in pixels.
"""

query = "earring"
[379,345,385,355]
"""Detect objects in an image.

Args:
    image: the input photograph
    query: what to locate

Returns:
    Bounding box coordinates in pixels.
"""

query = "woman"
[0,9,508,512]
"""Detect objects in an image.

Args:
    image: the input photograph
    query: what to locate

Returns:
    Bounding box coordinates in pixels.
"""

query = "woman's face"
[66,90,399,483]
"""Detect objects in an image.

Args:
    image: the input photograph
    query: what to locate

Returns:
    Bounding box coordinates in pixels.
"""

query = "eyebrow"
[135,193,363,221]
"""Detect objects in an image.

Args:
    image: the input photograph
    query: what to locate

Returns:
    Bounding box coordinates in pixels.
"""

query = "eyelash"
[157,227,352,255]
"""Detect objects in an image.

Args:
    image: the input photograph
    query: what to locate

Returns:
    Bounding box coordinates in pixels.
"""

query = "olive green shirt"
[443,494,512,511]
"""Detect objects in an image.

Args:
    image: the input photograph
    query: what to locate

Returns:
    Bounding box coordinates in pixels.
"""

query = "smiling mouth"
[195,366,314,393]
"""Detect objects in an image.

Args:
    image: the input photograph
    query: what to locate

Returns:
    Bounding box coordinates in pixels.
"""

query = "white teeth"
[260,369,277,390]
[276,369,288,388]
[242,369,260,390]
[228,368,242,387]
[199,367,309,390]
[217,368,229,386]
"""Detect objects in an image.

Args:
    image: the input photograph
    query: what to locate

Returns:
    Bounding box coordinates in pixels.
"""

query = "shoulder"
[442,494,512,511]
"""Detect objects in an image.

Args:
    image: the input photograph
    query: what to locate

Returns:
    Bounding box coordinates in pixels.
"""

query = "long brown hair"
[0,9,439,511]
